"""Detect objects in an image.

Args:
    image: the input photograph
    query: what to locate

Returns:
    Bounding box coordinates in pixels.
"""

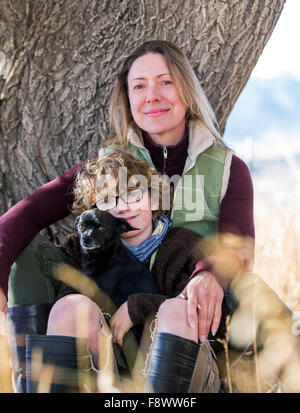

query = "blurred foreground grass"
[218,195,300,393]
[1,196,300,393]
[254,197,300,311]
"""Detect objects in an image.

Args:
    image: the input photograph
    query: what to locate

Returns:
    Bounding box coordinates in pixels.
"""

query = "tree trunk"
[0,0,285,239]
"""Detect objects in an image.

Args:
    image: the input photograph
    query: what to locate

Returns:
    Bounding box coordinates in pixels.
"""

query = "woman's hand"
[180,271,224,342]
[110,301,133,346]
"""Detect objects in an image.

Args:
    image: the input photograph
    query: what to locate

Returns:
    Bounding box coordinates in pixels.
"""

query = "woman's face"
[127,53,187,146]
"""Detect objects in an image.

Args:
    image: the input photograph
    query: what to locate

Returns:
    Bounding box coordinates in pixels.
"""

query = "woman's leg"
[6,233,71,392]
[146,298,220,393]
[8,233,67,306]
[227,272,300,392]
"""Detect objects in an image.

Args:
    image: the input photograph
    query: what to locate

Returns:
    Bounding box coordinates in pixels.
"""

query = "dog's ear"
[64,234,82,267]
[115,217,138,234]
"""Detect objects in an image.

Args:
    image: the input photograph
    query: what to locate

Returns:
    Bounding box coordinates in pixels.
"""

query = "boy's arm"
[127,280,189,325]
[127,293,167,325]
[126,227,211,325]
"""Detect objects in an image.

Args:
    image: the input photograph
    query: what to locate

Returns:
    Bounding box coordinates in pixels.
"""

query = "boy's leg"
[26,334,91,393]
[145,298,220,393]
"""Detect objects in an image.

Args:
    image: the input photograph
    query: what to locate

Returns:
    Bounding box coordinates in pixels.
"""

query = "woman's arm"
[220,155,255,238]
[190,155,255,287]
[217,154,255,276]
[185,155,255,340]
[0,162,84,301]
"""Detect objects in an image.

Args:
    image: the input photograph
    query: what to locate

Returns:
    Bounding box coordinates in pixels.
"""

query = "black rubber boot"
[26,334,95,393]
[146,332,200,393]
[6,304,52,393]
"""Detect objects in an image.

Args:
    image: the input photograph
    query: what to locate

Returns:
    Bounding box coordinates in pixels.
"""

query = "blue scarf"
[126,215,172,264]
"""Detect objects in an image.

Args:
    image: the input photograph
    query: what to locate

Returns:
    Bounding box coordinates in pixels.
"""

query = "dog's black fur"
[71,208,160,309]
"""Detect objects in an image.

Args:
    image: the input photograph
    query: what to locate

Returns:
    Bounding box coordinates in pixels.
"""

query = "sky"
[224,0,300,200]
[252,0,300,80]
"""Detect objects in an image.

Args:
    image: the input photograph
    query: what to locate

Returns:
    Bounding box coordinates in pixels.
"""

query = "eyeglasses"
[92,187,149,211]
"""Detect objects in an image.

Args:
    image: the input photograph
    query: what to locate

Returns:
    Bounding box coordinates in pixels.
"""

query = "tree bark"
[0,0,286,238]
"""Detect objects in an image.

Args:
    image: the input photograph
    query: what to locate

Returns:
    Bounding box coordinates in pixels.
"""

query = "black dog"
[71,208,160,309]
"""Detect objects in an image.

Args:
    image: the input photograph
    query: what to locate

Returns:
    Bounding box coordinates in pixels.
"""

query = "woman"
[0,40,254,392]
[28,149,221,393]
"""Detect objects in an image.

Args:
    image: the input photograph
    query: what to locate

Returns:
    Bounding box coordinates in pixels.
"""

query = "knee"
[47,294,100,337]
[156,298,198,342]
[157,298,184,322]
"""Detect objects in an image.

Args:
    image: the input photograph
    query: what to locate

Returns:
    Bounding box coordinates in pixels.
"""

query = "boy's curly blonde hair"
[72,147,172,224]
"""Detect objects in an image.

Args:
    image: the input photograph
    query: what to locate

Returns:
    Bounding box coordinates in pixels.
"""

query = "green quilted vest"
[99,125,231,240]
[171,143,228,238]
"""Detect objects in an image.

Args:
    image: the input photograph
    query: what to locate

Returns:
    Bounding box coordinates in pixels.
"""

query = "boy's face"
[95,185,154,247]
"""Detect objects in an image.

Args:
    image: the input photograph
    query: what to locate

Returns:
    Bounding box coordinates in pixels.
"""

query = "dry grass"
[254,197,300,310]
[1,196,300,393]
[218,196,300,393]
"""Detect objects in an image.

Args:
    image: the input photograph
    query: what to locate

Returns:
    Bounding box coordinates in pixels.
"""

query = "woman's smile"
[144,108,170,117]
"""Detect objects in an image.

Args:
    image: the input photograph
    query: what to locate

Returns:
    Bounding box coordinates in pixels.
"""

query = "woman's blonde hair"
[72,147,171,223]
[109,40,226,148]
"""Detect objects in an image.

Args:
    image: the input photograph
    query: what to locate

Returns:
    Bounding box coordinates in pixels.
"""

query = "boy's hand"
[110,301,133,346]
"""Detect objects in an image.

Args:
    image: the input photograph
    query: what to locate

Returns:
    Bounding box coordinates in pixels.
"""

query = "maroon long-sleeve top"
[0,135,254,297]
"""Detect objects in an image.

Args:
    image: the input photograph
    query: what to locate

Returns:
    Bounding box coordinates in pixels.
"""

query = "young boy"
[41,148,224,393]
